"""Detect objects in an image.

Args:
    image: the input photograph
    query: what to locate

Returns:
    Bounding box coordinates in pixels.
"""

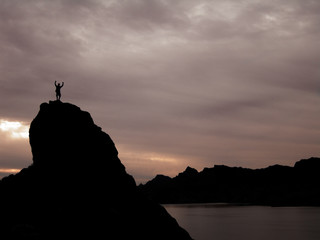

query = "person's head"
[58,83,61,86]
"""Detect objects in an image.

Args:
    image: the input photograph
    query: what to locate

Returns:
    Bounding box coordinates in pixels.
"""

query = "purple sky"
[0,0,319,183]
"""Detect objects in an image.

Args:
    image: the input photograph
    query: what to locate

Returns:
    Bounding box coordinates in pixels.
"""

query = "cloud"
[0,0,320,181]
[0,131,32,168]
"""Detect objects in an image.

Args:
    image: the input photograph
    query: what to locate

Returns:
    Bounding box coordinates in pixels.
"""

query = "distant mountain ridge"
[139,157,320,206]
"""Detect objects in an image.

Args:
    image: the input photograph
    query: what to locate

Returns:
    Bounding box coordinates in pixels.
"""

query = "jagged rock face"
[0,101,192,240]
[29,101,136,199]
[30,101,118,166]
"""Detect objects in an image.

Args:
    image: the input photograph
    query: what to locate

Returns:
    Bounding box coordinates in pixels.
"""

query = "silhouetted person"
[55,81,64,100]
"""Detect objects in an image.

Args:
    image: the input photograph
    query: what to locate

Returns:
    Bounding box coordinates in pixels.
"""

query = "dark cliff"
[139,158,320,206]
[0,101,192,239]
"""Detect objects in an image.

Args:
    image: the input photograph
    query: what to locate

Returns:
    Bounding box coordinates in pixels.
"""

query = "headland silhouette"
[0,100,192,239]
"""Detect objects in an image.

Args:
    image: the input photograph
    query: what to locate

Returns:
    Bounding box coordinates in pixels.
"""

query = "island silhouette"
[139,158,320,206]
[0,101,192,239]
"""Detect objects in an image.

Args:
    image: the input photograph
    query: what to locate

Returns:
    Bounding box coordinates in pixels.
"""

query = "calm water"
[164,204,320,240]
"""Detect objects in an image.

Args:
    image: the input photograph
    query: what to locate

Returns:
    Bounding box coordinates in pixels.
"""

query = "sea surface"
[164,204,320,240]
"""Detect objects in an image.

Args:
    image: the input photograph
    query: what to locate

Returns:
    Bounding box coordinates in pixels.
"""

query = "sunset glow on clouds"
[0,120,29,139]
[0,168,20,174]
[0,0,319,183]
[0,119,32,178]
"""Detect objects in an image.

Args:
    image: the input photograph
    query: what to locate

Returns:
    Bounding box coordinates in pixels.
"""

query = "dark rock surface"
[139,158,320,206]
[0,101,192,239]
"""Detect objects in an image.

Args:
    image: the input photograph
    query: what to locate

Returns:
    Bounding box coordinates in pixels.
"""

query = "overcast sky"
[0,0,319,183]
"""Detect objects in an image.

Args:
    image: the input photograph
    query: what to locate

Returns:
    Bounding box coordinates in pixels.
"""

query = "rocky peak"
[177,166,198,178]
[0,101,192,239]
[30,101,117,164]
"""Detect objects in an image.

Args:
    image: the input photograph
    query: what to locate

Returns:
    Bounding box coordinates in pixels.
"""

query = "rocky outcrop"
[139,158,320,206]
[0,101,192,239]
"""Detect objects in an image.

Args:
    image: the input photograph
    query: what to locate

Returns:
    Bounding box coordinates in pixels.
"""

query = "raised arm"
[61,82,64,87]
[54,81,57,87]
